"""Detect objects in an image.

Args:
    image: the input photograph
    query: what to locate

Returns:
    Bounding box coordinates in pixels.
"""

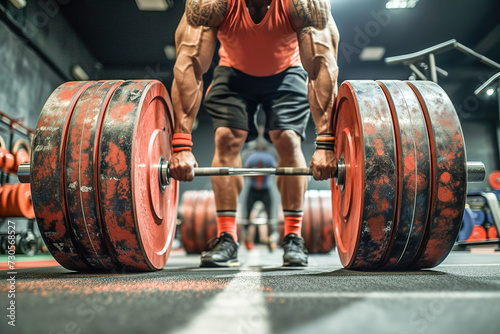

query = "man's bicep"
[185,0,228,27]
[297,21,339,134]
[175,15,217,72]
[297,20,339,79]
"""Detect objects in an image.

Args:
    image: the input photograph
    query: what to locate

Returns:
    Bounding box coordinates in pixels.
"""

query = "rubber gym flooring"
[1,247,499,334]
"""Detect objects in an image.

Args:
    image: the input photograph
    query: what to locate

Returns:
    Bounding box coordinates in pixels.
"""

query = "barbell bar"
[16,160,485,185]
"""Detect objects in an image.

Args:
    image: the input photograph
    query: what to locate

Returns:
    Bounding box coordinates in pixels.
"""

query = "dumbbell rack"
[0,110,39,256]
[455,192,500,251]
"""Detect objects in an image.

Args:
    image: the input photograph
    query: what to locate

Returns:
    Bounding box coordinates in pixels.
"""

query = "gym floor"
[1,247,499,334]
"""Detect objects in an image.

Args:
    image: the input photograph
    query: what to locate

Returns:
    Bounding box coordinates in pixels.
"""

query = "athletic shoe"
[282,233,308,267]
[200,232,240,267]
[268,231,280,252]
[245,240,255,250]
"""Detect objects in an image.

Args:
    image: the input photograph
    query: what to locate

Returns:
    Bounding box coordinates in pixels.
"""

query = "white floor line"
[267,291,500,299]
[438,263,500,267]
[171,251,271,334]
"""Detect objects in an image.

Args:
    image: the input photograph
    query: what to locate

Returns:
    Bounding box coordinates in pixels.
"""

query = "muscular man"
[170,0,339,267]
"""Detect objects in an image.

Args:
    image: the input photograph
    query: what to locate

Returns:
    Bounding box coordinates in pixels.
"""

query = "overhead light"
[359,47,386,61]
[135,0,170,11]
[9,0,26,9]
[164,45,176,60]
[386,0,419,9]
[72,65,89,81]
[486,88,495,96]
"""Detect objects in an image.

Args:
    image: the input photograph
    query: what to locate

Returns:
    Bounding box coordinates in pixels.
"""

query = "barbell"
[17,79,485,272]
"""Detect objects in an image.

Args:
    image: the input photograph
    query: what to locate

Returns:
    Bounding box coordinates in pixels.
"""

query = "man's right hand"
[169,151,198,182]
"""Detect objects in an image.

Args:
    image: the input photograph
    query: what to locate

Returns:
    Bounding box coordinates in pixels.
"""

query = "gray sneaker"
[200,232,240,267]
[282,233,309,267]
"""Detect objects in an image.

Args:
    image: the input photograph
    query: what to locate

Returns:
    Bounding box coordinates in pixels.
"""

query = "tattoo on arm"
[291,0,330,29]
[186,0,227,27]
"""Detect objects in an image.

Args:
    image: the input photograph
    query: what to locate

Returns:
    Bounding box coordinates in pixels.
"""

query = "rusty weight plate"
[180,191,199,254]
[31,81,94,271]
[194,191,210,253]
[332,81,397,270]
[308,190,322,253]
[318,190,335,253]
[377,81,431,269]
[99,80,178,271]
[301,190,312,252]
[204,191,218,251]
[65,81,123,271]
[407,81,467,269]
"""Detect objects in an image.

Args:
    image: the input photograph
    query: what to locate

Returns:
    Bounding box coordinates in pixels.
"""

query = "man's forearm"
[172,64,203,133]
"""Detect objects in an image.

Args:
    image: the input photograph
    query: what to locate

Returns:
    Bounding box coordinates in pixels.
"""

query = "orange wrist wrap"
[172,133,193,153]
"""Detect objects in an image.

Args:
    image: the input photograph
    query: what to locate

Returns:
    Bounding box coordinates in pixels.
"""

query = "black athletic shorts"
[204,65,310,142]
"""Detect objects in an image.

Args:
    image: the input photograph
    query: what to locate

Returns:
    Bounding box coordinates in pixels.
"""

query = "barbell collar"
[17,163,30,183]
[467,161,486,183]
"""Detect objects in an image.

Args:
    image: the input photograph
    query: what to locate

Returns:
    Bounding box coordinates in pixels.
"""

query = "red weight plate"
[31,81,94,271]
[7,183,34,218]
[0,148,7,169]
[466,225,487,242]
[301,190,312,251]
[195,191,211,252]
[15,149,30,170]
[318,190,335,253]
[408,81,467,269]
[18,184,35,219]
[0,184,11,217]
[6,184,18,217]
[99,80,178,271]
[489,171,500,190]
[204,191,218,251]
[309,190,322,253]
[180,191,199,254]
[332,81,397,270]
[0,184,11,216]
[0,187,4,215]
[378,81,431,269]
[65,81,123,271]
[3,152,15,171]
[488,225,498,239]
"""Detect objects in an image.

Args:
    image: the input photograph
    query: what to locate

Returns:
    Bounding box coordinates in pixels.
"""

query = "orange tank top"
[218,0,301,77]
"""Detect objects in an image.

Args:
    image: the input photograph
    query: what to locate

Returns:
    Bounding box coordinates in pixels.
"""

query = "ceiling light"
[386,0,419,9]
[72,65,89,81]
[164,45,176,60]
[486,88,495,96]
[359,47,386,61]
[9,0,26,9]
[135,0,169,11]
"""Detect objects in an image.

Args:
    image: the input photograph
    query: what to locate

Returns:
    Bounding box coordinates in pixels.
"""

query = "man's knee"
[269,130,303,157]
[214,127,247,157]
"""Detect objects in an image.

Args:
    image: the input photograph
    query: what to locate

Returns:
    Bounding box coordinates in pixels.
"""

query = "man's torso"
[217,0,301,77]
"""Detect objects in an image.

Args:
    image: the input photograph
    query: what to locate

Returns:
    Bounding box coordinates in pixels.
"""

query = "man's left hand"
[310,150,336,181]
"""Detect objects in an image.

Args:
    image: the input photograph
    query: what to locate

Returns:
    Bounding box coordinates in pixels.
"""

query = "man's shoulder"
[288,0,330,31]
[185,0,229,28]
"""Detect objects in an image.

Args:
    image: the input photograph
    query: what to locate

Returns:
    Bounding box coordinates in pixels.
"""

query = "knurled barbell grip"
[192,167,317,177]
